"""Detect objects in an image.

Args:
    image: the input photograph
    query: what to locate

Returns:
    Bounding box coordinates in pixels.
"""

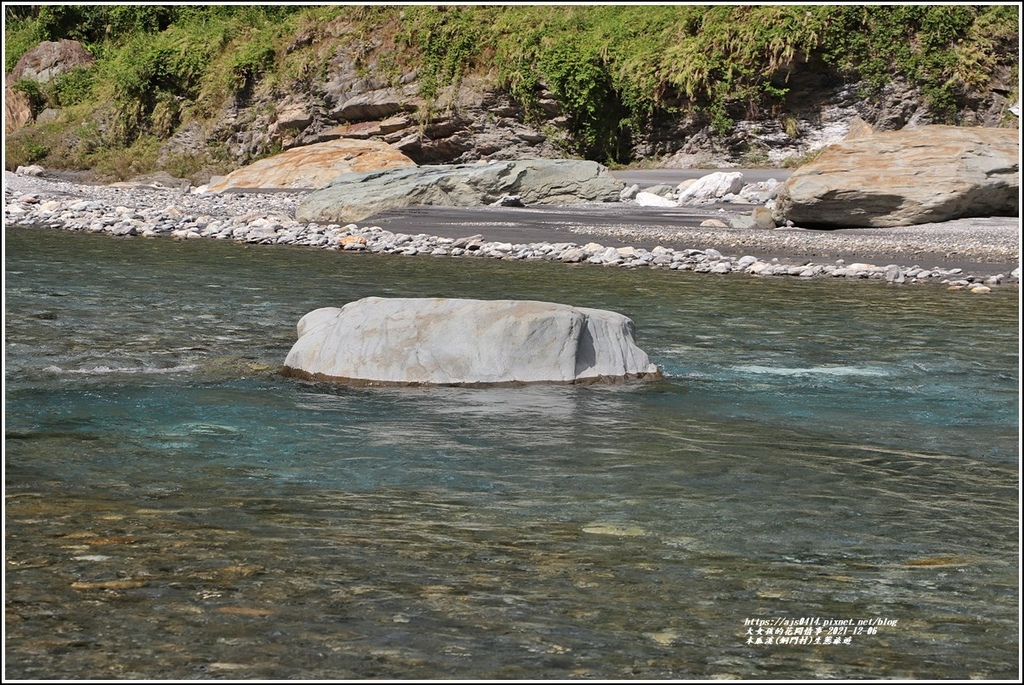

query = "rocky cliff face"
[7,34,1019,177]
[161,70,569,173]
[158,54,1018,175]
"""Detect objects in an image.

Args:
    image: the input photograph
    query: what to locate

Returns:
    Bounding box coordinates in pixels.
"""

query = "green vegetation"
[4,4,1017,177]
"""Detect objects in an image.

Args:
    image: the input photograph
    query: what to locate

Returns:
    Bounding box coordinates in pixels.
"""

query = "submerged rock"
[281,297,660,386]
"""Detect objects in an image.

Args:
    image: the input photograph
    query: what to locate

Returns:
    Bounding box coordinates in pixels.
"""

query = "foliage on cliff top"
[4,3,1018,173]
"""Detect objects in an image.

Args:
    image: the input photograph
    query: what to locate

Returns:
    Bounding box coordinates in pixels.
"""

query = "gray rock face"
[295,159,624,223]
[9,39,95,84]
[282,297,660,386]
[778,125,1019,228]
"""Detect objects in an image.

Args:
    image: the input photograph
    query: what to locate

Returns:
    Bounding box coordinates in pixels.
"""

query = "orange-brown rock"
[338,235,368,248]
[4,80,33,133]
[204,139,414,193]
[778,125,1019,228]
[843,116,874,141]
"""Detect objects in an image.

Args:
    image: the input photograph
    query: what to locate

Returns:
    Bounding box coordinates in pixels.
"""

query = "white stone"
[736,255,758,270]
[559,247,586,263]
[677,172,745,204]
[283,297,660,386]
[599,247,622,264]
[634,191,678,207]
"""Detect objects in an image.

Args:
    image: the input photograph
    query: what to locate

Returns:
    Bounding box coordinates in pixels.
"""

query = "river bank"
[4,170,1019,290]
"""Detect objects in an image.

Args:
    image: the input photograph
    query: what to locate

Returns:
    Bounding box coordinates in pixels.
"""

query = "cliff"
[4,5,1019,183]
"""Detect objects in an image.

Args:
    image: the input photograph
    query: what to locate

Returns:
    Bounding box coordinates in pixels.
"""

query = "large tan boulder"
[205,139,414,193]
[778,125,1019,228]
[282,297,661,386]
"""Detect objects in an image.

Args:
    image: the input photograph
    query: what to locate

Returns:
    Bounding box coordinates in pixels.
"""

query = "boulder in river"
[282,297,660,386]
[294,159,623,223]
[777,125,1019,228]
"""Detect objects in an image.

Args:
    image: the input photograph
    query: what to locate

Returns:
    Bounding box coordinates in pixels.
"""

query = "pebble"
[4,171,1018,289]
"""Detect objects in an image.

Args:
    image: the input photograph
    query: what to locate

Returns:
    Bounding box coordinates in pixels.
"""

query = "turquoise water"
[4,225,1019,679]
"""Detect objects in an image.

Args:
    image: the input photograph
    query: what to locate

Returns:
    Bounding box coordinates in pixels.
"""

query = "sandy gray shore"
[4,170,1020,288]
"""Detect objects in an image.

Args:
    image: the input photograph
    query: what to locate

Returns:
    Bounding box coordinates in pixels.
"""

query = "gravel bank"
[4,170,1019,290]
[568,214,1020,274]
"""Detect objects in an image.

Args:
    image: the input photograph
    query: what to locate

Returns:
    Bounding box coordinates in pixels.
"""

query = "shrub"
[52,66,97,107]
[10,78,47,116]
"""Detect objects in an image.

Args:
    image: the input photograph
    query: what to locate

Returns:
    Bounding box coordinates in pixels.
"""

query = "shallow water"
[4,225,1019,679]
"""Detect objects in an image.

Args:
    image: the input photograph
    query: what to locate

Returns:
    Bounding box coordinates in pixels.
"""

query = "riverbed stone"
[885,264,906,284]
[204,139,414,192]
[282,297,660,386]
[634,191,678,207]
[4,169,1015,290]
[778,125,1019,227]
[295,159,624,223]
[729,206,776,229]
[676,172,745,204]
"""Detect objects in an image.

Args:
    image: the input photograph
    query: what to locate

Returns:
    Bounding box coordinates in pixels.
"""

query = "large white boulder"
[282,297,660,386]
[676,171,745,204]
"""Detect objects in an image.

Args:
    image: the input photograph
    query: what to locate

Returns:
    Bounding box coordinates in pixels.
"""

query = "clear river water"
[4,225,1019,679]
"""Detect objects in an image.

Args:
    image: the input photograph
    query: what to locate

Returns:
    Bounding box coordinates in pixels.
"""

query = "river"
[4,224,1019,679]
